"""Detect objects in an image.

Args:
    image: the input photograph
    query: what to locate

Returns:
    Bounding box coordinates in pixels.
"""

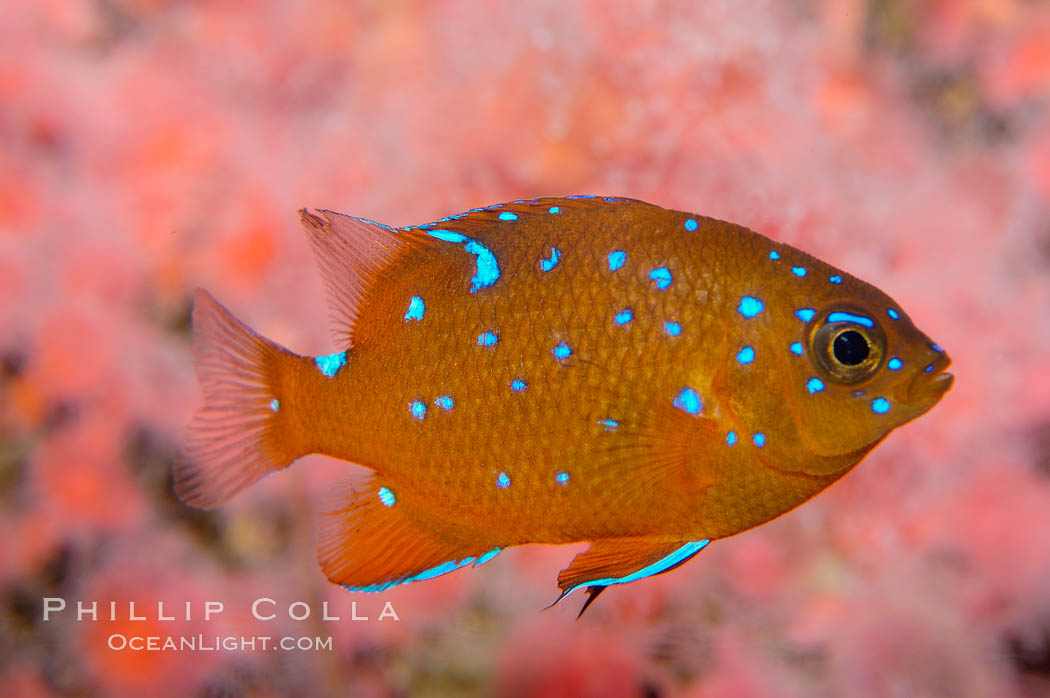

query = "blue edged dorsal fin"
[406,196,652,238]
[300,197,653,345]
[318,477,501,592]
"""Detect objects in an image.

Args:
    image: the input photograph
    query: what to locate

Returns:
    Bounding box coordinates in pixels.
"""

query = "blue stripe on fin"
[343,556,477,593]
[563,540,710,597]
[473,548,501,566]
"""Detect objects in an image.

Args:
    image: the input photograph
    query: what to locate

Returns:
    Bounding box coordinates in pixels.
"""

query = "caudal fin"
[175,289,305,509]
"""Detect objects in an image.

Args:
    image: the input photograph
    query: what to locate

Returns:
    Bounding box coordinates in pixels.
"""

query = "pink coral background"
[3,1,1050,696]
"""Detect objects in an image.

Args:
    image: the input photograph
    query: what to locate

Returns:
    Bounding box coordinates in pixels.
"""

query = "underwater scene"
[2,1,1050,696]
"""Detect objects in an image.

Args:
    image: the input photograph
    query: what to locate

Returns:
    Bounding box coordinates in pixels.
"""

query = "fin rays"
[299,209,428,347]
[318,480,490,591]
[176,290,302,509]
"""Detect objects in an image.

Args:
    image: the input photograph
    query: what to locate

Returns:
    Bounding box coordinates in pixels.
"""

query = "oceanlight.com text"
[107,634,334,652]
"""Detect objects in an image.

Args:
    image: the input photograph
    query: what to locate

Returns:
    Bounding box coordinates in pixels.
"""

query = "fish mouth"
[902,353,954,406]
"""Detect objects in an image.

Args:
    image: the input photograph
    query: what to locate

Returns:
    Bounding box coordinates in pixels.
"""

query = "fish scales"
[176,196,953,611]
[336,203,722,538]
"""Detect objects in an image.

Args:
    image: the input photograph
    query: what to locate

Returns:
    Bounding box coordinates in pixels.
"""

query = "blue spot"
[435,395,454,410]
[426,229,467,243]
[753,432,766,448]
[795,308,816,322]
[932,343,943,352]
[829,275,842,284]
[614,309,633,325]
[673,387,702,414]
[736,346,755,364]
[498,211,518,221]
[738,296,764,318]
[497,472,511,488]
[540,247,561,271]
[377,487,396,507]
[548,206,561,214]
[664,321,682,336]
[791,266,807,277]
[561,540,710,596]
[315,351,347,378]
[872,398,891,414]
[726,430,737,446]
[649,267,672,289]
[598,418,618,431]
[478,331,499,347]
[888,357,902,370]
[464,240,500,292]
[474,548,501,566]
[769,250,780,260]
[427,229,500,293]
[827,311,875,328]
[552,342,572,359]
[684,218,698,231]
[608,250,626,271]
[806,377,825,394]
[410,401,427,420]
[511,379,527,391]
[555,471,570,485]
[269,398,279,413]
[790,342,803,355]
[404,295,425,321]
[887,308,900,319]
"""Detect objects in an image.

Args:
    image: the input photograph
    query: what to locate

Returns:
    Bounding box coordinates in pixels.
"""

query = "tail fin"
[175,289,306,509]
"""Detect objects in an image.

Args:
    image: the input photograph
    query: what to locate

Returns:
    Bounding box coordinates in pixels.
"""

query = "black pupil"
[833,330,870,366]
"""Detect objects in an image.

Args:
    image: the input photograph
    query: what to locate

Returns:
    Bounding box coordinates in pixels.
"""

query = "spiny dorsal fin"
[299,209,435,347]
[299,199,649,344]
[407,196,653,238]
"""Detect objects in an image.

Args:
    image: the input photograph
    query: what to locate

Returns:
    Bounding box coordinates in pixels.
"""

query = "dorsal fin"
[408,196,652,237]
[299,209,434,346]
[299,198,653,344]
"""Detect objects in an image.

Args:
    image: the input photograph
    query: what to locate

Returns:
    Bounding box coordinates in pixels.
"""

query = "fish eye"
[832,330,869,365]
[810,311,885,384]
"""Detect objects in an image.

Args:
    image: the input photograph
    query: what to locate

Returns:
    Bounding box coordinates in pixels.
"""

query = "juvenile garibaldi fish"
[177,196,953,615]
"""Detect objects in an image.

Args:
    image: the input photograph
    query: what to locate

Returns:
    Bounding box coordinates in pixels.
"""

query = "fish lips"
[900,353,954,407]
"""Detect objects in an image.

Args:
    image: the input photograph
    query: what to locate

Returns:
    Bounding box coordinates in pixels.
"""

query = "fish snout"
[901,351,954,406]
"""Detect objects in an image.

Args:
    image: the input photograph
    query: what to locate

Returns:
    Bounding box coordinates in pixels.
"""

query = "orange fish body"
[178,197,952,607]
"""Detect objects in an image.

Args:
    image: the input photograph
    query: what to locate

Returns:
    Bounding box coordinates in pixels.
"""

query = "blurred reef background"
[2,0,1050,696]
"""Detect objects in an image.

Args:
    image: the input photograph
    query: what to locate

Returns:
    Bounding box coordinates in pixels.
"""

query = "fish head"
[773,280,953,475]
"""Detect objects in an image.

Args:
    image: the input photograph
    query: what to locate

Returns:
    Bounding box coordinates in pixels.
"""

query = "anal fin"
[319,480,500,592]
[552,538,711,612]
